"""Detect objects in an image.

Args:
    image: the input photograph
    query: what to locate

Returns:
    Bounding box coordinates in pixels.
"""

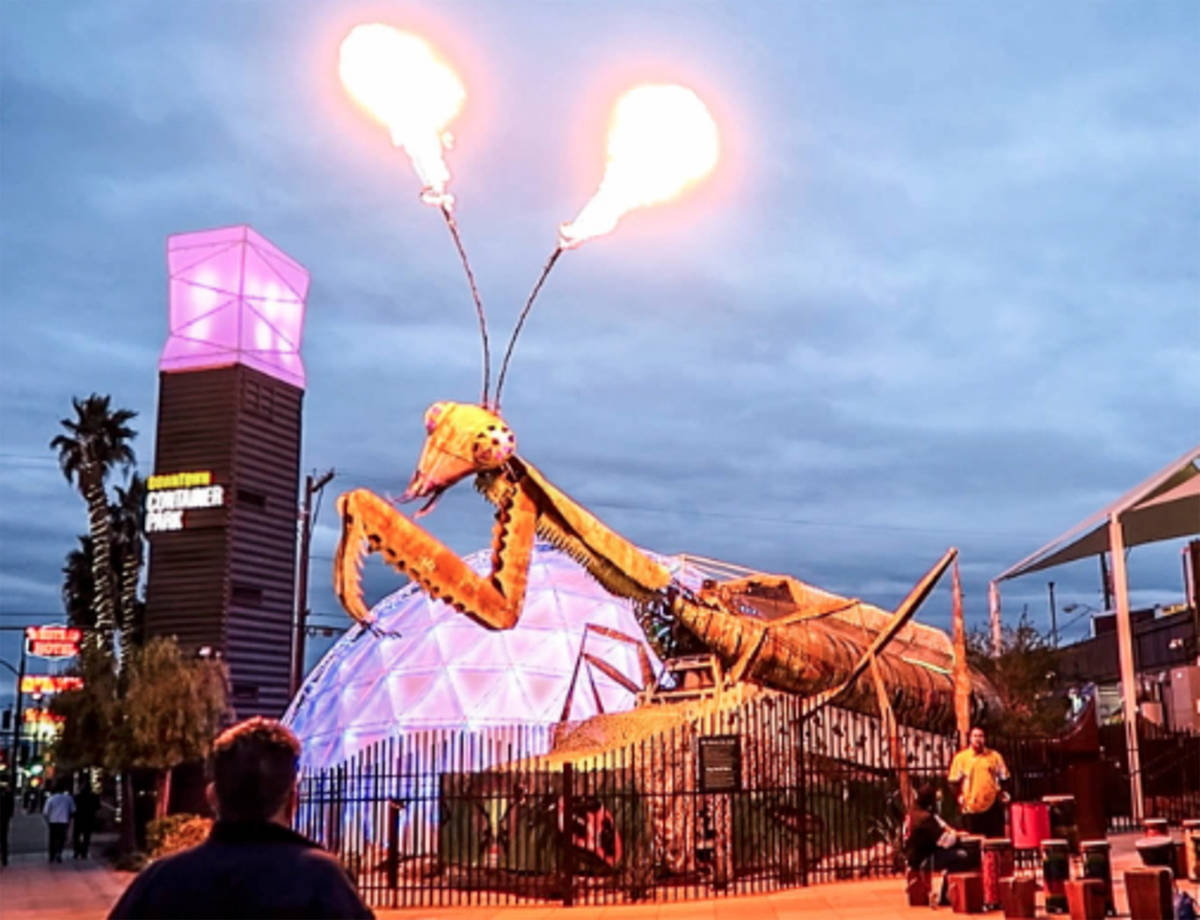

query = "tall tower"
[143,225,309,719]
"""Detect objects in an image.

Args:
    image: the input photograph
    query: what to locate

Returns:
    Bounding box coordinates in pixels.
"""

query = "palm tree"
[61,535,97,631]
[110,474,147,651]
[50,394,137,654]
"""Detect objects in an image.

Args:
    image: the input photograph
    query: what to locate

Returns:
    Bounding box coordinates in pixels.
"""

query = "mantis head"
[400,401,516,516]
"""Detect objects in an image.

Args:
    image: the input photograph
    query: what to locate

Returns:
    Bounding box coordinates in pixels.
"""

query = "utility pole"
[1099,552,1113,610]
[1048,581,1058,647]
[290,469,335,699]
[9,638,27,781]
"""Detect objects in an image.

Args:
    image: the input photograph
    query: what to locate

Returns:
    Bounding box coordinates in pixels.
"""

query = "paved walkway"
[367,832,1199,919]
[2,811,132,920]
[1,819,1196,919]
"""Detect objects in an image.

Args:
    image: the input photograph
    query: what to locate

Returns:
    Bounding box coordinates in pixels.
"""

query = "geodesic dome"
[285,541,703,769]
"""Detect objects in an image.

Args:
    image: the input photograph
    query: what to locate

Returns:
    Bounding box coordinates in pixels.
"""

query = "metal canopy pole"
[1108,510,1144,823]
[988,580,1003,657]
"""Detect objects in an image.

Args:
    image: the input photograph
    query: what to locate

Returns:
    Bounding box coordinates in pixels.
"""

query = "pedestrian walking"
[72,777,100,859]
[109,717,373,919]
[0,781,14,867]
[948,725,1010,838]
[43,779,75,863]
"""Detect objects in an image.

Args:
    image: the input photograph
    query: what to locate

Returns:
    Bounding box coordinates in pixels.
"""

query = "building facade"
[143,226,308,719]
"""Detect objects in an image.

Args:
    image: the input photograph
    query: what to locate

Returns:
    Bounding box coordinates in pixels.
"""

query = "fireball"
[339,24,466,207]
[560,84,720,248]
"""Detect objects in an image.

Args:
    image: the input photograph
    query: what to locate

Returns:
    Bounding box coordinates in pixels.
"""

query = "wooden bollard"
[1079,839,1114,915]
[982,838,1014,910]
[1064,878,1106,920]
[905,867,932,907]
[1142,816,1169,837]
[1184,818,1200,882]
[999,875,1037,919]
[948,871,984,914]
[1123,866,1173,920]
[1042,838,1071,914]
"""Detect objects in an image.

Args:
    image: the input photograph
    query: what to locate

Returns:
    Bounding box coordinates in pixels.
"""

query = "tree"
[50,644,117,769]
[60,478,149,644]
[115,638,229,820]
[50,394,137,655]
[967,612,1069,736]
[52,637,229,848]
[61,535,97,631]
[110,474,147,647]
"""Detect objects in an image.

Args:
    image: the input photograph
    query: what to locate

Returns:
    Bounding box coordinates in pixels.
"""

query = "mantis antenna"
[438,203,492,407]
[494,245,564,408]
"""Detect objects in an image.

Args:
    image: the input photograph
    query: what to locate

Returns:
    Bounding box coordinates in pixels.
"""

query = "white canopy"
[989,443,1199,824]
[995,444,1200,583]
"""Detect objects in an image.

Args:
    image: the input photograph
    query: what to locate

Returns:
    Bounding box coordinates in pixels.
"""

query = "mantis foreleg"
[335,484,538,630]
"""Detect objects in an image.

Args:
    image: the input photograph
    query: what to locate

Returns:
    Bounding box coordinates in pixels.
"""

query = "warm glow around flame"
[339,24,466,207]
[560,84,719,248]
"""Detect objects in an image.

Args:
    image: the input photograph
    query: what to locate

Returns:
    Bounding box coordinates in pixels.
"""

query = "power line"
[309,468,1045,540]
[2,454,1056,539]
[0,454,59,464]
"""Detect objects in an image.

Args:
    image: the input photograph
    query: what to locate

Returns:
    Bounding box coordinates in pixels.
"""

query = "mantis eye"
[473,424,516,467]
[424,402,448,433]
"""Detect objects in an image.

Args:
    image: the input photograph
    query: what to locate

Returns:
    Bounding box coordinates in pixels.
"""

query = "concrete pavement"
[2,811,132,920]
[9,803,49,855]
[1,819,1196,919]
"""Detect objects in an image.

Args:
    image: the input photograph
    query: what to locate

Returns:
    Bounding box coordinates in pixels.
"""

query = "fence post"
[797,701,809,887]
[387,798,400,890]
[331,765,343,856]
[560,762,575,906]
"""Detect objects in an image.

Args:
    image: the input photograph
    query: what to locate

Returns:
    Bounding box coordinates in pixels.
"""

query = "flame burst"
[560,84,719,248]
[339,24,466,207]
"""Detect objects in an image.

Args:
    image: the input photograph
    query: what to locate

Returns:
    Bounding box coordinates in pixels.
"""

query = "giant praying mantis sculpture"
[334,402,992,720]
[331,25,997,723]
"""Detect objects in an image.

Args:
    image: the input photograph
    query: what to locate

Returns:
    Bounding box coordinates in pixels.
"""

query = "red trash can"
[1010,801,1050,850]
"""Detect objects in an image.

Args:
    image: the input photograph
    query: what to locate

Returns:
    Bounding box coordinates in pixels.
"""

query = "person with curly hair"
[109,717,373,919]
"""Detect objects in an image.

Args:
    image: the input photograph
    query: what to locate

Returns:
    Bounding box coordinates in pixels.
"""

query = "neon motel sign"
[25,626,82,658]
[21,675,84,694]
[145,470,225,533]
[24,709,66,727]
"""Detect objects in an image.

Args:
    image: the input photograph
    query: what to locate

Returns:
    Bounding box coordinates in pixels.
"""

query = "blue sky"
[1,2,1197,696]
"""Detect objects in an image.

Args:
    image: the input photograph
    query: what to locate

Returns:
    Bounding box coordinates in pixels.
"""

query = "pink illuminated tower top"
[162,225,309,389]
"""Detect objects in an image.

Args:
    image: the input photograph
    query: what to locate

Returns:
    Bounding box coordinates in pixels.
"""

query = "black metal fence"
[295,693,960,908]
[1100,722,1200,830]
[294,699,1200,909]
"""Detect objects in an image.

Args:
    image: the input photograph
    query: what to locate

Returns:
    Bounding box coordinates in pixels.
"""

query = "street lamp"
[290,468,335,697]
[1,642,27,781]
[1060,602,1103,642]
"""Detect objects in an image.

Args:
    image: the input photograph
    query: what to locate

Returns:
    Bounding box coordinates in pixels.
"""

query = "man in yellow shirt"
[948,726,1010,838]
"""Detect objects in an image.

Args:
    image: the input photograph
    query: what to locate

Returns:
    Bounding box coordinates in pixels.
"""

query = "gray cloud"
[2,2,1196,702]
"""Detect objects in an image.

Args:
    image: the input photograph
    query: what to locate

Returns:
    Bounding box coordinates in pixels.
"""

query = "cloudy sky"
[2,2,1197,693]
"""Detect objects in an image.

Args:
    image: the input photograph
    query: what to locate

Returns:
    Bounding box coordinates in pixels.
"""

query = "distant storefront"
[1058,604,1200,731]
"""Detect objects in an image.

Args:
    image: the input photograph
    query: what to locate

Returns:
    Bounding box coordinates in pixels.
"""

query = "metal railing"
[295,702,1200,908]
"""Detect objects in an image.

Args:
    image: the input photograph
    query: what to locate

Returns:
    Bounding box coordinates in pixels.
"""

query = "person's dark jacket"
[73,788,100,829]
[108,820,374,919]
[903,806,943,871]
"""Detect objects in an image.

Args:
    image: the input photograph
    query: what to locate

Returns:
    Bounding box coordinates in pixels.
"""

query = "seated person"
[904,784,971,906]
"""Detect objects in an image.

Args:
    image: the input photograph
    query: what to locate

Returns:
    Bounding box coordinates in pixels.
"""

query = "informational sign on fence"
[698,734,741,792]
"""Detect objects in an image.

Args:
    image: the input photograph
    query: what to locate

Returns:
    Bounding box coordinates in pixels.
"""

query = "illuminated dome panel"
[285,541,701,769]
